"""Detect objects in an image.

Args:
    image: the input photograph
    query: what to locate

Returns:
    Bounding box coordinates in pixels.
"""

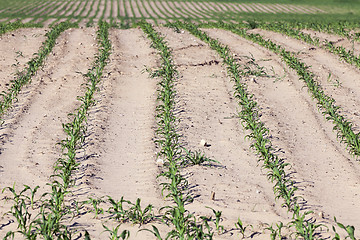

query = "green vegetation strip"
[251,21,360,69]
[168,21,358,240]
[286,21,360,42]
[3,20,111,239]
[0,21,76,119]
[138,21,219,239]
[207,21,360,159]
[168,20,318,240]
[0,20,42,35]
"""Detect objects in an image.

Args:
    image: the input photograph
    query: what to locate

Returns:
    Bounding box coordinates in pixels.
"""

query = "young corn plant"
[138,21,217,239]
[209,21,360,159]
[168,21,324,240]
[0,20,42,35]
[3,20,112,239]
[253,21,360,69]
[0,21,77,120]
[185,20,360,240]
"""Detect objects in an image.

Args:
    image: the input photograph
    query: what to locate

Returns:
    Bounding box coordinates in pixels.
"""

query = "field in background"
[0,0,345,26]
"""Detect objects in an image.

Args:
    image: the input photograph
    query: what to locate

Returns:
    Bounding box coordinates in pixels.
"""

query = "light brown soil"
[49,1,68,16]
[74,0,87,17]
[183,1,207,19]
[117,0,125,17]
[95,0,105,20]
[161,1,181,19]
[149,0,166,18]
[156,27,291,239]
[1,24,359,239]
[88,0,99,18]
[124,0,134,17]
[238,28,360,231]
[155,1,172,18]
[142,0,156,19]
[23,1,49,16]
[81,0,94,17]
[0,27,98,236]
[167,0,188,19]
[130,0,142,18]
[302,29,360,56]
[65,1,82,17]
[0,28,47,92]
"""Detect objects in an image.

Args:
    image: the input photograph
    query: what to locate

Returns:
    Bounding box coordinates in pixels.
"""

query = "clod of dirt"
[211,191,215,201]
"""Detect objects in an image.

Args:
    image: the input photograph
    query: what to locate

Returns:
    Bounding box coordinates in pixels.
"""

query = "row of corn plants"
[208,21,360,159]
[249,21,360,69]
[168,21,358,240]
[0,21,77,119]
[0,20,42,35]
[168,20,320,240]
[3,20,111,239]
[210,21,358,239]
[286,20,360,42]
[137,21,219,239]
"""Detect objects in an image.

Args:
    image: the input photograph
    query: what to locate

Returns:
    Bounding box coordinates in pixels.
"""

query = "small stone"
[318,211,324,219]
[156,158,164,165]
[200,139,207,146]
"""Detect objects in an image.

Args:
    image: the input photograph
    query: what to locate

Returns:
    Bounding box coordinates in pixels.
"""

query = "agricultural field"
[1,0,360,239]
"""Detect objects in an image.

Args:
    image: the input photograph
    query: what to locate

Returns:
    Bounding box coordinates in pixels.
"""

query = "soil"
[0,28,48,92]
[0,25,360,239]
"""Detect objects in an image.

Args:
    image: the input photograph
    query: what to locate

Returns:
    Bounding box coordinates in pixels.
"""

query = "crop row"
[164,21,359,239]
[3,20,112,239]
[0,0,324,26]
[206,21,360,159]
[167,20,320,240]
[0,21,77,120]
[0,20,41,35]
[282,21,360,42]
[1,19,359,239]
[138,21,221,239]
[249,21,360,69]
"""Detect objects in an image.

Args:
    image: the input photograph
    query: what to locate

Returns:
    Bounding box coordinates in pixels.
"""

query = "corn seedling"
[138,20,219,239]
[234,217,253,238]
[181,148,219,167]
[266,222,286,240]
[3,20,112,238]
[102,224,130,240]
[87,197,105,218]
[0,21,77,120]
[206,207,224,234]
[333,217,357,240]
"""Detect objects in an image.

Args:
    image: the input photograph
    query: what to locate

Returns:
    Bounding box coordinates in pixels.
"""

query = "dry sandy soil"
[0,26,360,239]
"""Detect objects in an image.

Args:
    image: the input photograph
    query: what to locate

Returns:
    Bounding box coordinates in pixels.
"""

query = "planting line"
[0,21,75,119]
[214,22,360,160]
[138,21,218,239]
[254,21,360,69]
[169,21,357,240]
[3,21,111,239]
[0,20,42,35]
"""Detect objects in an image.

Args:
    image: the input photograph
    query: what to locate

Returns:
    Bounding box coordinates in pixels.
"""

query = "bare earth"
[0,26,360,239]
